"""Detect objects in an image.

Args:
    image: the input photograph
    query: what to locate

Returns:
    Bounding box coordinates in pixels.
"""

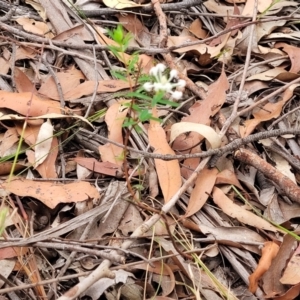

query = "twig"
[84,45,98,118]
[41,56,65,110]
[82,0,203,16]
[235,148,300,204]
[220,0,258,136]
[78,127,300,161]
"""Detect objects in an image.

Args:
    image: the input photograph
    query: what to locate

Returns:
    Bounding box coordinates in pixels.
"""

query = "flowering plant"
[107,25,186,128]
[144,63,186,101]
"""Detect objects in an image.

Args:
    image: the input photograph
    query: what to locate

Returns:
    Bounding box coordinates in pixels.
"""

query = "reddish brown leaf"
[0,91,61,116]
[26,136,58,178]
[14,67,37,93]
[249,241,279,293]
[262,234,297,297]
[98,101,128,166]
[148,108,181,203]
[212,187,278,232]
[280,244,300,285]
[73,157,122,177]
[2,178,99,209]
[185,167,218,217]
[275,42,300,74]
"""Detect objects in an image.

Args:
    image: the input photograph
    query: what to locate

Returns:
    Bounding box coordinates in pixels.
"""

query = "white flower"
[143,63,186,100]
[170,91,183,100]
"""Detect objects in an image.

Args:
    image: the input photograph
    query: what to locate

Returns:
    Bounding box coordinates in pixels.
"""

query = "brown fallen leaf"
[280,244,300,285]
[0,91,61,116]
[262,234,297,298]
[98,101,128,166]
[215,169,244,189]
[14,67,37,93]
[2,178,99,209]
[275,42,300,74]
[15,122,40,146]
[169,33,231,62]
[272,283,300,300]
[63,80,132,100]
[73,157,122,177]
[38,68,85,100]
[15,17,54,38]
[148,108,181,203]
[0,162,26,175]
[240,83,299,137]
[185,167,218,217]
[39,78,132,100]
[26,136,58,179]
[212,187,278,232]
[0,127,19,157]
[249,241,279,293]
[103,0,145,9]
[189,18,208,39]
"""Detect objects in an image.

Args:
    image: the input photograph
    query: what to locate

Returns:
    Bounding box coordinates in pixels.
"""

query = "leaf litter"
[1,0,300,299]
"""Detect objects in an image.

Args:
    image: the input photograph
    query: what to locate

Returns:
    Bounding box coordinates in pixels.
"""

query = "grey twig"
[77,127,300,161]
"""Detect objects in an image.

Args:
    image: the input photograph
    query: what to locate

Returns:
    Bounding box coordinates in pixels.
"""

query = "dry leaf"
[249,241,279,293]
[0,113,93,128]
[148,108,181,203]
[0,91,61,116]
[39,78,132,100]
[73,157,122,177]
[184,69,228,125]
[103,0,145,9]
[14,67,37,93]
[0,128,19,157]
[27,137,58,178]
[275,42,300,74]
[170,122,221,149]
[280,244,300,285]
[262,234,296,297]
[15,17,54,38]
[168,33,231,61]
[34,119,53,168]
[118,14,152,47]
[240,83,299,137]
[98,102,128,165]
[0,162,26,175]
[185,167,218,217]
[76,150,92,180]
[242,0,272,16]
[38,68,85,99]
[2,178,99,209]
[189,19,208,39]
[212,187,278,232]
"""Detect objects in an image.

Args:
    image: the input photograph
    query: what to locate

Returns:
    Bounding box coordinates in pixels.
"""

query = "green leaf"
[139,109,152,122]
[123,117,136,128]
[112,24,124,45]
[111,70,127,81]
[157,98,179,107]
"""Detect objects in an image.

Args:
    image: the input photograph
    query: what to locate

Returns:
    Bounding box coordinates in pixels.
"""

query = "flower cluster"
[143,63,186,100]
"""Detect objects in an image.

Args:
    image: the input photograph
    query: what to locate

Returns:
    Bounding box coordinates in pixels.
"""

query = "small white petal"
[170,91,183,100]
[155,63,166,73]
[143,82,154,91]
[169,69,178,80]
[177,79,186,88]
[149,66,157,77]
